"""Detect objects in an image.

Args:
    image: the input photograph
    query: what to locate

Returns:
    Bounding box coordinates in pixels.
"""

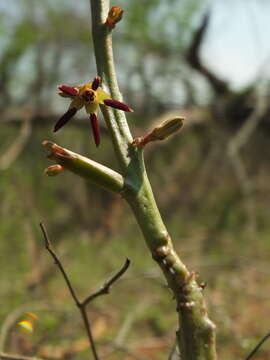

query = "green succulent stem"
[46,1,219,359]
[90,0,133,171]
[43,141,124,193]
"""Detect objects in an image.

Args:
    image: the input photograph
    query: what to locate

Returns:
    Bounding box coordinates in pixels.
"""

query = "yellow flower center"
[81,89,96,103]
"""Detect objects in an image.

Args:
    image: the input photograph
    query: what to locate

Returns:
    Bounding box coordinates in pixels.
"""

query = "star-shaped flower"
[54,77,133,146]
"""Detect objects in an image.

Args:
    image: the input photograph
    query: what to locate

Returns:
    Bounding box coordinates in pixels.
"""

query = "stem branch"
[89,1,217,359]
[40,223,129,360]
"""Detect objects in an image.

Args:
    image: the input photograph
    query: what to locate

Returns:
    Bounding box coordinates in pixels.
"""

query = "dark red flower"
[54,77,133,147]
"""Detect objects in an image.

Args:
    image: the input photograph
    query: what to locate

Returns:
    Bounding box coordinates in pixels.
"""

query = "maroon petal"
[53,108,77,132]
[90,113,100,147]
[104,98,133,112]
[91,76,101,91]
[58,85,78,97]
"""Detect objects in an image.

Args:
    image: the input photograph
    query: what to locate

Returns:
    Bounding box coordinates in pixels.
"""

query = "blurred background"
[1,0,270,359]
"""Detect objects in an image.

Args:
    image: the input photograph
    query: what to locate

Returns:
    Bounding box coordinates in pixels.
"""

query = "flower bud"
[149,117,184,141]
[135,117,185,146]
[106,6,124,29]
[45,164,65,176]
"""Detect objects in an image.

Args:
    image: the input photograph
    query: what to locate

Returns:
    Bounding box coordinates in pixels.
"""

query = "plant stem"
[43,141,124,193]
[89,1,217,358]
[90,0,133,170]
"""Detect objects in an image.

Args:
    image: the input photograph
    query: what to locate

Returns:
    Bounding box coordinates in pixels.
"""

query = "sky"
[203,0,270,89]
[1,0,270,91]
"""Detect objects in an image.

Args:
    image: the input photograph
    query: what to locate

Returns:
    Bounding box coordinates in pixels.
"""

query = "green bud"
[149,117,184,141]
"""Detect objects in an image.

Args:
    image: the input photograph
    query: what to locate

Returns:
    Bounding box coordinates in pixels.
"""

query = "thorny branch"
[40,222,130,360]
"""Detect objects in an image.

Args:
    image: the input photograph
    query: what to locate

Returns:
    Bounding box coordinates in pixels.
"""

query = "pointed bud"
[91,76,101,91]
[53,108,77,132]
[149,117,184,141]
[58,85,78,97]
[106,6,124,29]
[104,98,133,112]
[45,164,65,176]
[90,113,100,147]
[135,117,185,146]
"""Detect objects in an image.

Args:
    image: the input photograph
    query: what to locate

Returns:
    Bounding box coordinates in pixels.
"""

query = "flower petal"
[96,88,111,103]
[70,97,84,110]
[90,113,100,147]
[104,98,133,112]
[58,85,78,97]
[85,102,99,114]
[91,77,101,91]
[53,107,77,132]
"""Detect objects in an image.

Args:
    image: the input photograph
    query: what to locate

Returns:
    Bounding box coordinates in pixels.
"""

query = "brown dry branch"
[40,222,130,360]
[186,11,229,96]
[0,352,42,360]
[245,330,270,360]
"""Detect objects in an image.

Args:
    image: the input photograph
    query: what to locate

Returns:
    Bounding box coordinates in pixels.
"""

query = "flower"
[54,77,133,146]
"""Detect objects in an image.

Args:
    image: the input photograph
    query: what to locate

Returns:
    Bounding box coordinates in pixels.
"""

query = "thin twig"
[245,331,270,360]
[40,222,130,360]
[40,223,80,306]
[0,352,42,360]
[40,223,98,360]
[82,258,130,306]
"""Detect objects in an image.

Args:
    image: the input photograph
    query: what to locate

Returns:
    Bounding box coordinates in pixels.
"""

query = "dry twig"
[0,352,42,360]
[40,222,130,360]
[245,331,270,360]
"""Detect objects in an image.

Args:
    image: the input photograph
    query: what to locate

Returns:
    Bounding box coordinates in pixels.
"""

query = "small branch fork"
[40,223,130,360]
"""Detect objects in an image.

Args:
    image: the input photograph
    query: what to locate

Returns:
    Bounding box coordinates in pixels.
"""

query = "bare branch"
[40,222,80,306]
[0,352,42,360]
[40,222,99,360]
[82,258,130,306]
[186,11,229,95]
[245,331,270,360]
[40,222,130,360]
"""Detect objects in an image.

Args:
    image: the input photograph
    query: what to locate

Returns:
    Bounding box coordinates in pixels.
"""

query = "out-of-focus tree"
[0,0,207,119]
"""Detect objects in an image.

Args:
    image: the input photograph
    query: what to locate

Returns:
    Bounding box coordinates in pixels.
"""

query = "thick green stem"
[43,141,124,193]
[123,147,216,360]
[88,1,217,358]
[90,0,133,171]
